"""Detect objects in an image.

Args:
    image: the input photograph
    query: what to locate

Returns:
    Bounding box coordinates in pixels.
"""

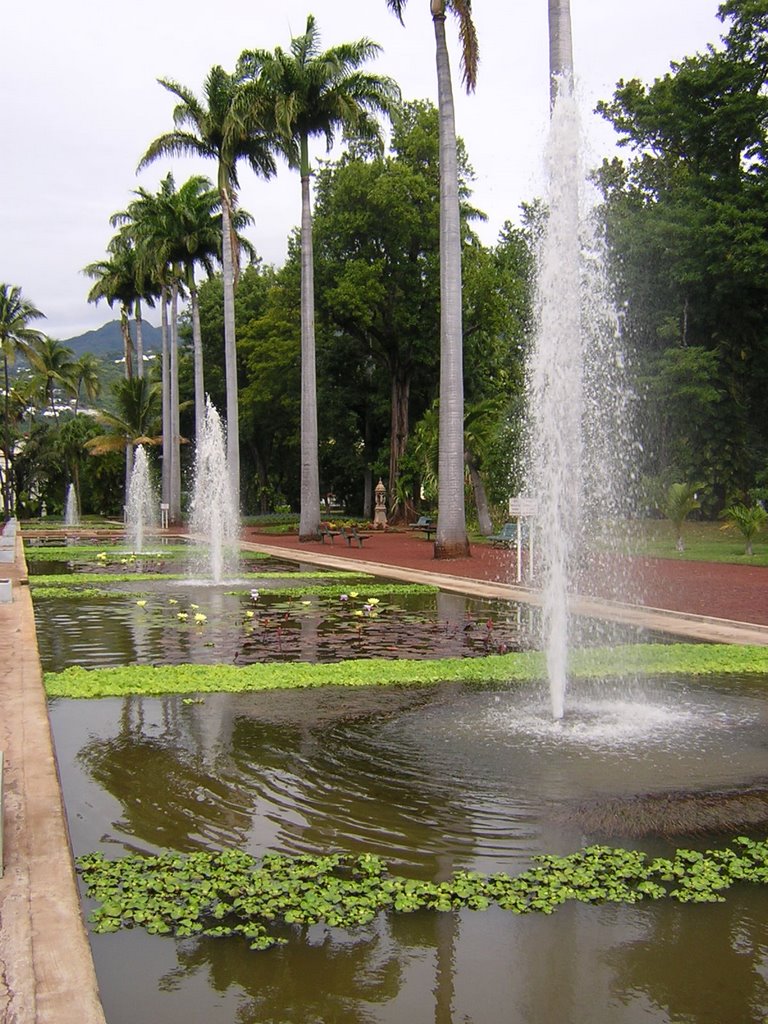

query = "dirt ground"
[240,527,768,628]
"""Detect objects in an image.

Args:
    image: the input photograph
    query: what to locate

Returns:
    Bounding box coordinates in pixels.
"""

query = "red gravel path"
[241,528,768,628]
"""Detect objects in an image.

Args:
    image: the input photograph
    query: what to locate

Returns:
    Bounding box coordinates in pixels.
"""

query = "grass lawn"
[622,518,768,566]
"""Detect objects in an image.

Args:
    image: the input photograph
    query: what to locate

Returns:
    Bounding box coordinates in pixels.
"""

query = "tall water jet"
[64,483,80,528]
[190,398,239,583]
[125,445,157,553]
[526,5,636,720]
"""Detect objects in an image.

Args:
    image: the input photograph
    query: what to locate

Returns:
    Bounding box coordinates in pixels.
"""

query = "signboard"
[508,497,538,517]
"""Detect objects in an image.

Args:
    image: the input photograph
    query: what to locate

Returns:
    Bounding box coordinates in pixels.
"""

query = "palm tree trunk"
[548,0,574,104]
[134,299,144,380]
[120,304,134,381]
[170,279,182,524]
[125,442,134,523]
[433,8,470,559]
[2,354,11,517]
[388,369,410,524]
[465,447,493,535]
[220,187,241,513]
[160,289,171,507]
[298,159,321,541]
[190,281,205,440]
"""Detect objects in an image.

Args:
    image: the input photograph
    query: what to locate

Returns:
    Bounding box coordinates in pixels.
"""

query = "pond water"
[36,586,542,669]
[35,552,768,1023]
[48,675,768,1024]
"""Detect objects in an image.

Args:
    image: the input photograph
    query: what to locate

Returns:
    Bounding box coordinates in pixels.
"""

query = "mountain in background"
[61,320,162,359]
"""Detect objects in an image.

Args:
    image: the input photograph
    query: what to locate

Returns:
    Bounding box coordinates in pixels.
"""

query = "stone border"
[0,537,105,1023]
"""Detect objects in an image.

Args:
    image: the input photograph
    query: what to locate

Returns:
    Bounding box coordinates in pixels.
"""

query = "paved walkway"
[0,536,106,1024]
[241,530,768,646]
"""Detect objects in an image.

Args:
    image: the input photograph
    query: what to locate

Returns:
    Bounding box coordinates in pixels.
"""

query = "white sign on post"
[508,497,538,517]
[507,497,537,582]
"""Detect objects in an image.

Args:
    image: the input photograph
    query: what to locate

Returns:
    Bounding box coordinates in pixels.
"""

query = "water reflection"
[50,681,768,1024]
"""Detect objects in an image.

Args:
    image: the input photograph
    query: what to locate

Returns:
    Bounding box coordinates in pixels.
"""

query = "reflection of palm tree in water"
[162,921,405,1024]
[608,894,768,1022]
[80,696,253,852]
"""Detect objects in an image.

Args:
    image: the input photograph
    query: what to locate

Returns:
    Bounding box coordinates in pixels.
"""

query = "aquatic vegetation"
[43,643,768,698]
[77,836,768,951]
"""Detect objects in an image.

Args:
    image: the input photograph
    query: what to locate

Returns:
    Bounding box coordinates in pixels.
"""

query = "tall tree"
[70,353,102,414]
[239,16,399,540]
[0,284,46,516]
[312,102,445,518]
[83,243,140,381]
[26,336,76,422]
[595,0,768,507]
[139,65,277,512]
[385,0,478,558]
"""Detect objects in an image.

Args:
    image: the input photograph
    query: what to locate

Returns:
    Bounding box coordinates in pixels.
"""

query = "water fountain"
[189,397,239,584]
[526,7,636,720]
[125,445,157,554]
[64,482,80,528]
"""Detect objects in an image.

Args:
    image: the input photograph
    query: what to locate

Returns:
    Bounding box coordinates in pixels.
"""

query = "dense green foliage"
[596,1,768,510]
[77,836,768,950]
[44,643,768,698]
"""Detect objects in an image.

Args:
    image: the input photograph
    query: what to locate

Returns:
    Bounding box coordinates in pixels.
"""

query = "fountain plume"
[64,483,80,528]
[125,445,157,553]
[189,397,239,583]
[526,12,637,720]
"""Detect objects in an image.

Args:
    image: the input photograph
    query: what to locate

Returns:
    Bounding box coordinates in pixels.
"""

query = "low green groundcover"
[44,644,768,698]
[77,837,768,951]
[30,580,431,601]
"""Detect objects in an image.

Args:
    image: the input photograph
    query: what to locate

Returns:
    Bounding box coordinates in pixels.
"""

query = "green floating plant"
[44,644,768,699]
[77,837,768,950]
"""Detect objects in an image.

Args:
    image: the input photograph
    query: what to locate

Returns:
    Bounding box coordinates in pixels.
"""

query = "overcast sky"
[1,0,724,339]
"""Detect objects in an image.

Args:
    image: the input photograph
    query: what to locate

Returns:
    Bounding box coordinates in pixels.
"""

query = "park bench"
[319,524,340,544]
[408,515,436,539]
[488,522,519,548]
[339,526,370,548]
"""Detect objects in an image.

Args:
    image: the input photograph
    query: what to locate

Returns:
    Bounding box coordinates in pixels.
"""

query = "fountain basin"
[49,675,768,1024]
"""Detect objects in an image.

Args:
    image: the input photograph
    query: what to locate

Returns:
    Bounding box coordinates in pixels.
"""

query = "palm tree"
[139,65,277,513]
[85,376,162,456]
[70,353,102,414]
[83,242,141,380]
[661,482,702,553]
[385,0,477,558]
[0,284,46,516]
[239,16,399,540]
[26,336,76,422]
[720,502,768,556]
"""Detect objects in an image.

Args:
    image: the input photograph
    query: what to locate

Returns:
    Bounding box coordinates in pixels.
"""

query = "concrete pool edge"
[0,538,106,1024]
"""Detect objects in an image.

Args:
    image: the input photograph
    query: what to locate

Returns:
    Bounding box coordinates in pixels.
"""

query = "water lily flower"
[301,600,311,606]
[135,599,147,608]
[168,598,178,605]
[96,552,107,561]
[190,603,199,610]
[366,597,380,606]
[363,604,373,613]
[349,591,358,599]
[245,610,255,619]
[354,609,364,617]
[339,594,348,602]
[177,612,188,621]
[194,612,207,624]
[120,558,128,565]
